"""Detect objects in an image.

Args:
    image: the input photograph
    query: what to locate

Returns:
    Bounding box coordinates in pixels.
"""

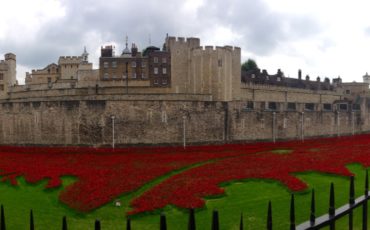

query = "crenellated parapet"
[191,45,241,58]
[166,36,201,50]
[58,56,82,65]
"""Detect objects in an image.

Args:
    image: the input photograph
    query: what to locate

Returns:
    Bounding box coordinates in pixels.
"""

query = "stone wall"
[0,97,368,147]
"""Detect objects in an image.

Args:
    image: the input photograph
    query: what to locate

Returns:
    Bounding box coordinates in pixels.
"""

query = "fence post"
[126,217,131,230]
[240,213,243,230]
[310,189,315,226]
[329,183,335,230]
[94,219,101,230]
[290,194,295,230]
[62,216,67,230]
[30,210,34,230]
[188,208,195,230]
[363,170,368,230]
[211,210,219,230]
[160,213,167,230]
[267,201,272,230]
[1,205,5,230]
[349,176,355,230]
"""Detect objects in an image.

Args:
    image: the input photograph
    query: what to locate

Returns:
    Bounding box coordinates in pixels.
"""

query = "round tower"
[4,53,17,87]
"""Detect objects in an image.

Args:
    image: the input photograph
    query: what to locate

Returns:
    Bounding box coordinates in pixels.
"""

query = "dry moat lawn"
[0,135,370,229]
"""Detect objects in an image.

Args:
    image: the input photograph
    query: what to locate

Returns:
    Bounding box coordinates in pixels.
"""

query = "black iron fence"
[1,171,370,230]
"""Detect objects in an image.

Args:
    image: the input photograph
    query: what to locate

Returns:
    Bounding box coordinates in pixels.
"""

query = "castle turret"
[58,56,82,80]
[363,72,370,85]
[4,53,16,87]
[0,53,17,98]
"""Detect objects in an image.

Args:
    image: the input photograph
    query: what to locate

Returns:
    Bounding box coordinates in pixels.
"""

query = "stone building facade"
[0,35,369,146]
[99,40,171,88]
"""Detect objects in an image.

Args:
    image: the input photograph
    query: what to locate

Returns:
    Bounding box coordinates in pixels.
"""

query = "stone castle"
[0,35,369,146]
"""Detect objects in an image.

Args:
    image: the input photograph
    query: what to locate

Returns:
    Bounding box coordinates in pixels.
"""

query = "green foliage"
[241,59,258,72]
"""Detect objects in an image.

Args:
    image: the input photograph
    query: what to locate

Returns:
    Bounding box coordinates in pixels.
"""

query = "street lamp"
[111,115,115,149]
[337,111,340,137]
[352,111,355,136]
[301,112,304,142]
[183,116,186,149]
[272,112,276,143]
[125,62,128,94]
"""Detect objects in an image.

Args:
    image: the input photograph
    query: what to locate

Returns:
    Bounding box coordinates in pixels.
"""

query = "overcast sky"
[1,0,370,84]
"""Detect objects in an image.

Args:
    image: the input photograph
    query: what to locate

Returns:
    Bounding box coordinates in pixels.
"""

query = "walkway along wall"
[0,98,368,146]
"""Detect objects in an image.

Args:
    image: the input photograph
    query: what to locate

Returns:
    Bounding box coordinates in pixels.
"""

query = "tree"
[241,59,258,72]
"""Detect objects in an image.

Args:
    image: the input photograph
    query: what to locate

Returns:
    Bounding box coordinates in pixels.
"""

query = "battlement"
[167,36,200,48]
[58,56,82,64]
[192,45,241,53]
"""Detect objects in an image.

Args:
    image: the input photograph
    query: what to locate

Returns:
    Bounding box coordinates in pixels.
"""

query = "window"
[338,103,348,111]
[345,89,351,94]
[103,73,109,79]
[287,103,296,111]
[142,73,146,78]
[305,103,315,111]
[277,77,281,82]
[103,62,109,68]
[323,103,332,111]
[162,67,167,74]
[132,72,136,79]
[131,61,136,67]
[0,85,4,91]
[154,67,158,75]
[268,102,277,110]
[162,79,168,85]
[0,73,3,80]
[47,77,51,83]
[112,61,117,68]
[141,62,146,68]
[154,79,159,85]
[218,59,222,67]
[153,57,158,63]
[162,57,167,63]
[244,101,254,110]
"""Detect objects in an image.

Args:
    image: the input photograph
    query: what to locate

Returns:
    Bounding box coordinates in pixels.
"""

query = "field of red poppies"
[0,134,370,215]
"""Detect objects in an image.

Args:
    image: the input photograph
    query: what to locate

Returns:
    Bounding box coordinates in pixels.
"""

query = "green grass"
[0,164,368,229]
[270,149,293,154]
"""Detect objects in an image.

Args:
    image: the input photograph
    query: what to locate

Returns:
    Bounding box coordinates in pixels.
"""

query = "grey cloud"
[1,0,322,71]
[196,0,322,55]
